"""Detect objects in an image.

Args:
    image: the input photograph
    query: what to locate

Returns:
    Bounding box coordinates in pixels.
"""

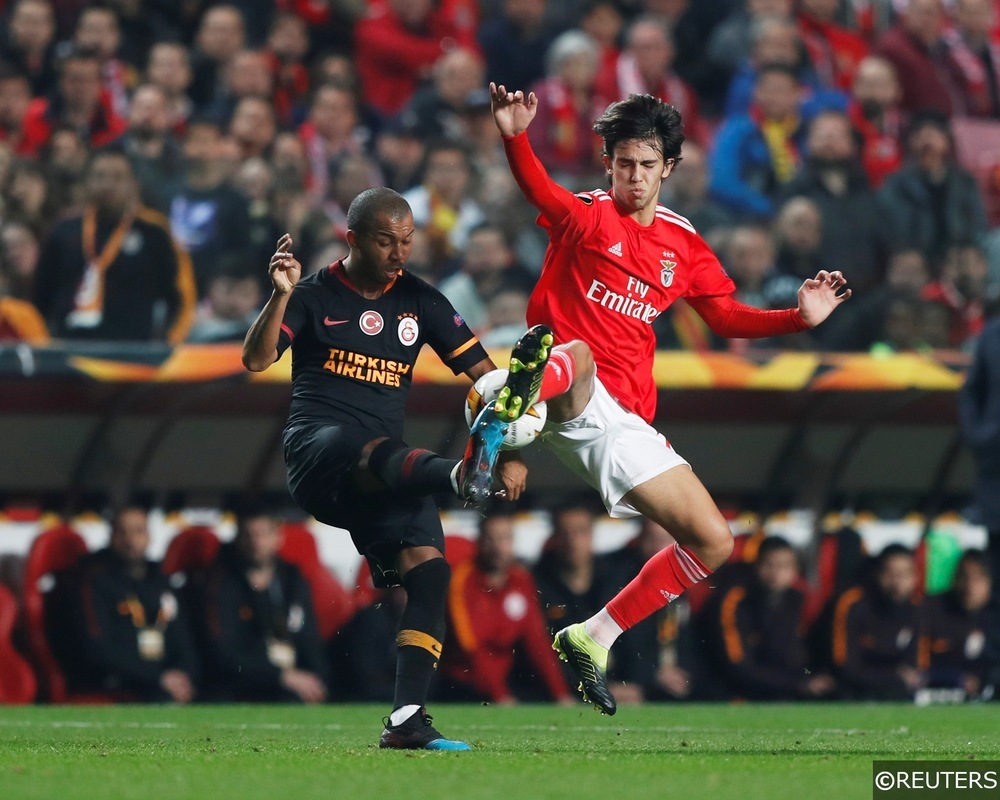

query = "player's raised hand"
[797,270,851,328]
[490,82,538,138]
[269,233,301,295]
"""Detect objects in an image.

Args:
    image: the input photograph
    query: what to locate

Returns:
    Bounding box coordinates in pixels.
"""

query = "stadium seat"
[0,583,37,704]
[18,524,111,703]
[279,523,354,640]
[161,525,220,575]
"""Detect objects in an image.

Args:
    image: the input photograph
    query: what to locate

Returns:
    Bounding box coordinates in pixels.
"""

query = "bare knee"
[561,340,594,385]
[696,520,734,570]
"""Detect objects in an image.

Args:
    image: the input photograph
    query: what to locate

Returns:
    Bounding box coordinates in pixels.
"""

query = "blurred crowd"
[0,0,998,354]
[4,498,995,705]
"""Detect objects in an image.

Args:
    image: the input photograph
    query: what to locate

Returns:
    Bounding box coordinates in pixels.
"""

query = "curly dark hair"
[593,93,685,161]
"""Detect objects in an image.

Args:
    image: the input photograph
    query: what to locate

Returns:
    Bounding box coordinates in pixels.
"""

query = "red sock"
[606,543,711,630]
[538,347,575,402]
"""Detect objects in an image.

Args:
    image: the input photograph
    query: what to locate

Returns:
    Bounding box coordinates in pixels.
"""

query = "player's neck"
[626,203,658,227]
[342,255,387,300]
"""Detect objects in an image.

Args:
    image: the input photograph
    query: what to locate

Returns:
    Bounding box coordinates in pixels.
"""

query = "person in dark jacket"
[704,536,836,701]
[923,550,997,698]
[68,503,198,702]
[829,543,927,700]
[878,111,988,269]
[959,315,1000,584]
[193,504,330,703]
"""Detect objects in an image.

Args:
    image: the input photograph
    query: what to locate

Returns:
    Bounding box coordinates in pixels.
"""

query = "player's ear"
[602,153,612,174]
[345,228,358,250]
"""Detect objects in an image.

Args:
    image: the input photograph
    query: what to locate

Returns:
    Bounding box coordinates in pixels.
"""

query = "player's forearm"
[242,291,290,372]
[502,133,575,226]
[687,295,810,339]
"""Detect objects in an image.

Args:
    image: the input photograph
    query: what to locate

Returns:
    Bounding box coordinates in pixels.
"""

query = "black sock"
[393,558,450,710]
[368,439,458,495]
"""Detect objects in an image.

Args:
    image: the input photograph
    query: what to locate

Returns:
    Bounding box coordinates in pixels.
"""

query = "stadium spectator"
[402,139,485,260]
[479,288,531,347]
[723,224,800,314]
[533,499,607,640]
[190,504,330,703]
[167,117,254,295]
[0,250,47,343]
[4,157,56,232]
[878,112,988,269]
[437,221,536,332]
[66,502,198,703]
[264,12,312,128]
[35,147,196,343]
[0,63,33,154]
[0,218,41,300]
[578,0,623,80]
[706,0,795,90]
[870,294,952,353]
[19,46,128,155]
[960,314,1000,584]
[874,0,960,115]
[226,94,278,163]
[353,0,478,119]
[820,247,932,351]
[188,4,247,111]
[375,113,429,193]
[0,0,58,97]
[923,550,997,698]
[710,63,808,219]
[596,16,706,146]
[828,544,927,700]
[704,536,836,700]
[42,123,89,211]
[779,109,890,293]
[921,243,990,348]
[72,4,133,118]
[144,41,194,135]
[187,258,264,343]
[771,196,826,281]
[658,141,733,237]
[405,48,486,141]
[942,0,1000,118]
[118,83,183,214]
[848,55,905,188]
[205,48,275,128]
[797,0,869,92]
[527,30,604,186]
[478,0,557,102]
[440,510,574,705]
[298,82,371,207]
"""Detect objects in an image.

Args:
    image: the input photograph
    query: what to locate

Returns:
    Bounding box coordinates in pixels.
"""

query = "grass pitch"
[0,703,997,800]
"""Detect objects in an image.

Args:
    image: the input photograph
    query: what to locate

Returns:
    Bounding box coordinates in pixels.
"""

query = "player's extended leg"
[494,324,555,420]
[555,467,732,715]
[379,546,471,751]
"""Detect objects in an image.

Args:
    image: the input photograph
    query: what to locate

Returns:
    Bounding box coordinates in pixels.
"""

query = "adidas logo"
[608,242,622,257]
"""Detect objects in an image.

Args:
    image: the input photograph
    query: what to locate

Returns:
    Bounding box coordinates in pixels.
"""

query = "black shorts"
[282,421,445,588]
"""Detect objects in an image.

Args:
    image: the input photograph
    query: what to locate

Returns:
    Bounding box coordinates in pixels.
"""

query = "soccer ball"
[464,369,547,450]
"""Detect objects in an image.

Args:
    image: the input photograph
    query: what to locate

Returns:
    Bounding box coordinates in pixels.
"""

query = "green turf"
[0,703,997,800]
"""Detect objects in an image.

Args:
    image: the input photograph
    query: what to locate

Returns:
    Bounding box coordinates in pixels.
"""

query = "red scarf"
[941,27,1000,116]
[848,101,903,187]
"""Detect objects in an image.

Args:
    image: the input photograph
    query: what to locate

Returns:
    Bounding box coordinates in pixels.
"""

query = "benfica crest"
[660,259,676,287]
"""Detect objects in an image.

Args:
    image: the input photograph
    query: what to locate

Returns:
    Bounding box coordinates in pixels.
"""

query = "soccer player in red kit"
[489,83,852,714]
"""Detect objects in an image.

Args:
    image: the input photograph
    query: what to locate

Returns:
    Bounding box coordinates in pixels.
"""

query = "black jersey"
[276,261,487,437]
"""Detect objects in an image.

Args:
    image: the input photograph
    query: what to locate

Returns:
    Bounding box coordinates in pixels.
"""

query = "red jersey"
[506,134,735,422]
[442,558,570,703]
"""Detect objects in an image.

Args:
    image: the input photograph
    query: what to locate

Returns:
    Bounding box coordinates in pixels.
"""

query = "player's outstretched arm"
[490,82,538,137]
[797,270,852,328]
[242,234,301,372]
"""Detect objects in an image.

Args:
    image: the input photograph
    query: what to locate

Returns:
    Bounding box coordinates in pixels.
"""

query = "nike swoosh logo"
[324,317,350,326]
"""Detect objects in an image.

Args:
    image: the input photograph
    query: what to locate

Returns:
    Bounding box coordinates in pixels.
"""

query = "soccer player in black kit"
[243,187,550,750]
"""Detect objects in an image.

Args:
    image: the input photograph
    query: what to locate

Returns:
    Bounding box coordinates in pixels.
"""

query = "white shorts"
[540,374,689,518]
